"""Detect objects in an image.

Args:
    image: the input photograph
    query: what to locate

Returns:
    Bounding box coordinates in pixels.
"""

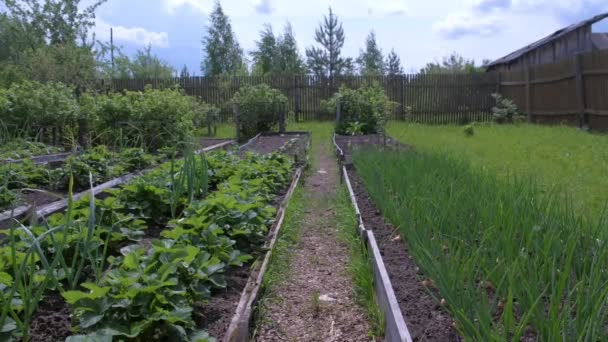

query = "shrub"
[325,84,396,135]
[463,124,475,136]
[231,84,287,142]
[90,86,196,151]
[492,93,524,124]
[0,81,79,137]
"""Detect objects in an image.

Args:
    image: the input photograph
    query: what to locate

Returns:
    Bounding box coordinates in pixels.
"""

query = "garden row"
[0,145,163,212]
[0,132,306,341]
[336,131,608,340]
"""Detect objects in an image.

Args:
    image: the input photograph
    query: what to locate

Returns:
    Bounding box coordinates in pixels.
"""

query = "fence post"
[525,65,532,122]
[573,53,588,129]
[294,76,301,123]
[400,75,405,120]
[234,103,240,142]
[495,71,501,95]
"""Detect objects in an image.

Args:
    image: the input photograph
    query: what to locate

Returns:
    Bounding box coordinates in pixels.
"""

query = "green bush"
[325,84,396,135]
[231,84,287,142]
[0,81,79,137]
[90,86,197,151]
[492,93,524,124]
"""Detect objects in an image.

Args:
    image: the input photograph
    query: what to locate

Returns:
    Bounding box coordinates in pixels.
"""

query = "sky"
[87,0,608,75]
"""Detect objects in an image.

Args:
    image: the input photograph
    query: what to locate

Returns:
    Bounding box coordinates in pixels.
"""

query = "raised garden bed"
[0,133,309,341]
[334,133,460,341]
[0,140,235,227]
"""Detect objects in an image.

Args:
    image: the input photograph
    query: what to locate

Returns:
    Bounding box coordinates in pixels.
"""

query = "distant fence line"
[100,48,608,129]
[101,74,498,124]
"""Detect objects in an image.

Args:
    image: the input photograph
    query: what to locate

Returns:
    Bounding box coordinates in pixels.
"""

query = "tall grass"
[387,122,608,218]
[354,148,608,340]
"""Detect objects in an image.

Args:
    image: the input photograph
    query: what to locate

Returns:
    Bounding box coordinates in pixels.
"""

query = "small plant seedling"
[312,289,321,318]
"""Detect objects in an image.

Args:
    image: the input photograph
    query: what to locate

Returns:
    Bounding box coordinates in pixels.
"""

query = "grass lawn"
[388,122,608,218]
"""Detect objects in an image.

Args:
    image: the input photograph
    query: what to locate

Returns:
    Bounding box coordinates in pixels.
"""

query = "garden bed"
[1,133,308,341]
[0,140,235,228]
[334,134,460,341]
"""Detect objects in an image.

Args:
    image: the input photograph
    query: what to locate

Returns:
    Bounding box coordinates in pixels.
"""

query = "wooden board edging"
[333,133,412,342]
[223,166,304,342]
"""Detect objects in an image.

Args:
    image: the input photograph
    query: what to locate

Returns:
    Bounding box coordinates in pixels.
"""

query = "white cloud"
[164,0,212,14]
[252,0,273,14]
[95,18,170,48]
[366,0,408,16]
[434,12,503,39]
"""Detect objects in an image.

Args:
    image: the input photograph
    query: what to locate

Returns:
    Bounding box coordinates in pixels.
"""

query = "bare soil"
[255,140,371,342]
[241,134,306,155]
[336,135,461,341]
[28,292,72,342]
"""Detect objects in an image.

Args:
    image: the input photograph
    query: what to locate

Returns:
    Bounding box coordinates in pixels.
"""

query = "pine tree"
[201,1,245,76]
[276,22,305,75]
[357,31,384,76]
[305,7,347,78]
[251,24,277,75]
[180,65,191,78]
[385,49,403,76]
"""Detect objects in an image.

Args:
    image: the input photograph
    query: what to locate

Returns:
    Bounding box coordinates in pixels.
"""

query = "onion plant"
[353,148,608,340]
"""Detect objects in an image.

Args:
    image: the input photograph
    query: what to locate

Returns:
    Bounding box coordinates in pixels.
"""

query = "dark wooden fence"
[103,49,608,129]
[500,49,608,130]
[104,74,498,124]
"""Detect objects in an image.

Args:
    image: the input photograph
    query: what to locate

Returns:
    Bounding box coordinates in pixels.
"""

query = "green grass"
[195,124,236,139]
[354,148,608,340]
[336,186,384,338]
[388,122,608,218]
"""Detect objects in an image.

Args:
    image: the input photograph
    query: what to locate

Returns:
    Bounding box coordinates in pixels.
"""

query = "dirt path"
[256,142,371,341]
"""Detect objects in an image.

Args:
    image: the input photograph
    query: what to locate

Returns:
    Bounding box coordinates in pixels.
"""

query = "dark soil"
[29,292,72,342]
[241,134,307,155]
[195,266,250,338]
[336,135,460,341]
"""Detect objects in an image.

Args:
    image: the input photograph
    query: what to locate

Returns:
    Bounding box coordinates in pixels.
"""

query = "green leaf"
[62,283,111,304]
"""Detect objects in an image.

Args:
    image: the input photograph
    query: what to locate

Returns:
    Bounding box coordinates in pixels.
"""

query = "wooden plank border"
[0,140,236,225]
[332,134,412,342]
[223,166,304,341]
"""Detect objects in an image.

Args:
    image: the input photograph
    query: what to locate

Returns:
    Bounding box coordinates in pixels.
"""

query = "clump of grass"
[354,148,608,340]
[336,187,384,338]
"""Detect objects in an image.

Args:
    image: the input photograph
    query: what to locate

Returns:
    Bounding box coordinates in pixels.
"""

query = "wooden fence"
[104,74,498,124]
[103,49,608,129]
[500,49,608,130]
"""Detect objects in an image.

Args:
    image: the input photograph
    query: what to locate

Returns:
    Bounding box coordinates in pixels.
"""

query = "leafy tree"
[385,49,403,76]
[251,24,278,75]
[357,31,384,76]
[180,65,191,78]
[420,52,485,74]
[201,1,245,76]
[306,7,347,78]
[129,45,174,79]
[0,0,106,86]
[275,22,305,75]
[3,0,105,45]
